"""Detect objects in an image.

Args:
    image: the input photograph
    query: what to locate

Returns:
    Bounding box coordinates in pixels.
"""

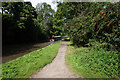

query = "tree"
[2,2,39,44]
[36,2,55,38]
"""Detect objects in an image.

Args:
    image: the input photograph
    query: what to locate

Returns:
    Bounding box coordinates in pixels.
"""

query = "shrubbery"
[65,15,95,46]
[66,42,119,78]
[65,2,120,51]
[63,2,120,78]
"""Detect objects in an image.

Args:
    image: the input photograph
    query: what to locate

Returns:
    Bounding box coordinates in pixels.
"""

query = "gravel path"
[30,41,79,78]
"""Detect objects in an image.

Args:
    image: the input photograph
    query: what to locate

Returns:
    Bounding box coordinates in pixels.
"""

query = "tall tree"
[2,2,38,44]
[36,2,54,37]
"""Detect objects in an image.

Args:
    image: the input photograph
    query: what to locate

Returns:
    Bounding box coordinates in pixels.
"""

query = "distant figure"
[52,35,55,39]
[50,35,55,42]
[50,39,54,42]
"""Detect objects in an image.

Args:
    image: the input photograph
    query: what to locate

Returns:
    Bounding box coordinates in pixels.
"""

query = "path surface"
[30,42,79,78]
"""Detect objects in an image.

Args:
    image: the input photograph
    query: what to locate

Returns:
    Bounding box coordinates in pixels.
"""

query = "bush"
[65,2,120,51]
[66,42,119,78]
[65,15,95,46]
[93,2,120,51]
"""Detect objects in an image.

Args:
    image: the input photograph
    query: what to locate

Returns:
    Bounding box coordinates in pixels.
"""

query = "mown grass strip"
[65,41,119,78]
[2,42,61,78]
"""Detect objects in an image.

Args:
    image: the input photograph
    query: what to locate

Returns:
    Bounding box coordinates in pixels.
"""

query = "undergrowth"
[66,41,119,78]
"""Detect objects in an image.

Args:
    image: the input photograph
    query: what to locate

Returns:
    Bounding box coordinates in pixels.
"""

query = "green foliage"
[2,2,39,44]
[2,2,54,44]
[36,2,55,37]
[58,2,120,78]
[93,3,120,51]
[62,2,120,51]
[66,42,119,78]
[53,2,109,36]
[65,15,95,46]
[2,42,61,78]
[52,2,79,36]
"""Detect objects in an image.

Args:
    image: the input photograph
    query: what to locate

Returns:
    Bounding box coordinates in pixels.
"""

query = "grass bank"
[2,42,61,78]
[65,41,119,78]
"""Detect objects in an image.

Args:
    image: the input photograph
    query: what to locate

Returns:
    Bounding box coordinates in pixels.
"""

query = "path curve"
[30,41,79,78]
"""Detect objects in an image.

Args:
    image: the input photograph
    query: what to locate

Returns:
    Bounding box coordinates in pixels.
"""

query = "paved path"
[30,42,79,78]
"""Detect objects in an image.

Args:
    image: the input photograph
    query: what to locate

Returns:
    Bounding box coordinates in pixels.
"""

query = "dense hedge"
[65,15,95,46]
[65,2,120,51]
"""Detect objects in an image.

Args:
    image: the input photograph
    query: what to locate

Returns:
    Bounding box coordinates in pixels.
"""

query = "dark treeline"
[2,1,120,50]
[2,2,55,45]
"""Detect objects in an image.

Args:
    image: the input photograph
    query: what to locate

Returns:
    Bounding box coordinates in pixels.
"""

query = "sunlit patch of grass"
[0,65,2,79]
[2,42,61,78]
[65,41,119,78]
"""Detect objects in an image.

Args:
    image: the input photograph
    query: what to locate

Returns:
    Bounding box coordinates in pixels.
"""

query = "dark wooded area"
[2,2,55,45]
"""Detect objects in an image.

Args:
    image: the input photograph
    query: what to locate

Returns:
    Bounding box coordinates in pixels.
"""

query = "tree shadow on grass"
[2,42,51,63]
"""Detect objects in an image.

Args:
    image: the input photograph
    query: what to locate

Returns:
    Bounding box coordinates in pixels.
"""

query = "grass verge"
[65,41,119,78]
[2,42,61,78]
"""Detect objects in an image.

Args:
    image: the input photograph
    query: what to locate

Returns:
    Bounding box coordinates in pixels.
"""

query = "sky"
[24,0,58,12]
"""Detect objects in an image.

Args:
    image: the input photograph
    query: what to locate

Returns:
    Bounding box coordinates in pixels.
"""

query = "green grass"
[65,41,119,78]
[2,42,61,78]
